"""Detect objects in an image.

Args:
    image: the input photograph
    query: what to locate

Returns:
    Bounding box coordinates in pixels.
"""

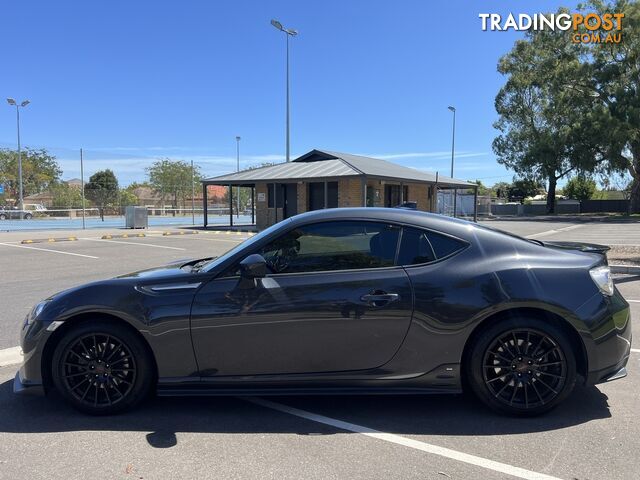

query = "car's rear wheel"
[24,213,33,220]
[51,320,154,415]
[466,317,577,416]
[0,213,6,220]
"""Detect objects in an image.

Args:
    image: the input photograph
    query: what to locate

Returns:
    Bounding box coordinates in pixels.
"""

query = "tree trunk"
[99,207,104,221]
[546,176,557,214]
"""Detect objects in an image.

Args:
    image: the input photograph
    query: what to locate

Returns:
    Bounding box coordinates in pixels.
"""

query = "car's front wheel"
[466,316,577,416]
[51,320,154,415]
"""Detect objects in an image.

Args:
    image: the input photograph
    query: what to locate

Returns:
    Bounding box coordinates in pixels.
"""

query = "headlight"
[25,301,48,326]
[589,266,614,296]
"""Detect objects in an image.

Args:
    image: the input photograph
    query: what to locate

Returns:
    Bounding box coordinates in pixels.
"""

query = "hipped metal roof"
[202,149,475,188]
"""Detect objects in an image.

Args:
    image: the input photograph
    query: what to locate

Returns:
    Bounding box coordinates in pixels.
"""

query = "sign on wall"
[257,192,266,202]
[0,185,4,195]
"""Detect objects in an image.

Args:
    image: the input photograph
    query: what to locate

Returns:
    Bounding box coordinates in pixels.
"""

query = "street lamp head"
[20,100,30,107]
[271,19,297,36]
[7,98,16,105]
[236,136,241,141]
[448,106,456,112]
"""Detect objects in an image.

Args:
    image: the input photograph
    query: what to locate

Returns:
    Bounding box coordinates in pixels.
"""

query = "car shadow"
[0,379,611,448]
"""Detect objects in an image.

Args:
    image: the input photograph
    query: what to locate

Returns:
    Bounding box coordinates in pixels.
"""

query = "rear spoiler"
[541,241,610,255]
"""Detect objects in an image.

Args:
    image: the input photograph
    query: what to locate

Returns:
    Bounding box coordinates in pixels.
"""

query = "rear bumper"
[582,289,632,385]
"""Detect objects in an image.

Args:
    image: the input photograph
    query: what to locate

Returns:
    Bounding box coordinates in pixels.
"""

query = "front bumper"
[13,370,45,396]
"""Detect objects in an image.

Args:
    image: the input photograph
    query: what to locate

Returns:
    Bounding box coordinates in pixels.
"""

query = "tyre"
[466,316,577,416]
[51,320,154,415]
[0,213,6,220]
[24,213,33,220]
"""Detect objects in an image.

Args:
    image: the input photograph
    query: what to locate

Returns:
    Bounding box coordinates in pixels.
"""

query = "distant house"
[23,178,83,207]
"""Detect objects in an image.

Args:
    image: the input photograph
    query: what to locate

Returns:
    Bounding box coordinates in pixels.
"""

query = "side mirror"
[239,254,268,279]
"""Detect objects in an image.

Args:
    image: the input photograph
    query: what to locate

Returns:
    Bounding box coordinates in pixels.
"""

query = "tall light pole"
[447,106,456,178]
[448,106,457,218]
[6,98,30,219]
[235,136,241,218]
[271,19,297,162]
[191,160,196,225]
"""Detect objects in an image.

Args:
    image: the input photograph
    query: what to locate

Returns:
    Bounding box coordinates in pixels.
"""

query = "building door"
[283,183,297,219]
[384,185,408,207]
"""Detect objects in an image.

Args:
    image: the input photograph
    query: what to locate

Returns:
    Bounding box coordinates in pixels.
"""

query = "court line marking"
[245,397,563,480]
[80,237,186,251]
[0,242,99,259]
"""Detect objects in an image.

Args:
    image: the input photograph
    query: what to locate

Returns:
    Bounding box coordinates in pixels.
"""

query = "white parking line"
[0,242,99,259]
[627,299,640,303]
[528,224,585,239]
[0,346,22,367]
[631,349,640,353]
[246,397,563,480]
[80,238,186,251]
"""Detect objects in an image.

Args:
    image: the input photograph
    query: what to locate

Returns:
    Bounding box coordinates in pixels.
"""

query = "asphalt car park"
[0,219,639,479]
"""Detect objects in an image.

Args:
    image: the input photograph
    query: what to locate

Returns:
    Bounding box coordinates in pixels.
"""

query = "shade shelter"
[201,149,476,229]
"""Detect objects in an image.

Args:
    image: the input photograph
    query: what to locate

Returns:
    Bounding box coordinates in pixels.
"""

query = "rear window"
[397,227,466,266]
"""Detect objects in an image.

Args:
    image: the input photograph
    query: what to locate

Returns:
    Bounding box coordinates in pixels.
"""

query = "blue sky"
[1,0,581,186]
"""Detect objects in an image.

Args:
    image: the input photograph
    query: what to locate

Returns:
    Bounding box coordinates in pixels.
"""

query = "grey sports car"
[15,208,631,416]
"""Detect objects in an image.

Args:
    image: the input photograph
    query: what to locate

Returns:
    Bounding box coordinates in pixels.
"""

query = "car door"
[191,220,414,376]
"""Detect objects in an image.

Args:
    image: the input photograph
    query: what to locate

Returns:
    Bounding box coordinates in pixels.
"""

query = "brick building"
[201,149,476,229]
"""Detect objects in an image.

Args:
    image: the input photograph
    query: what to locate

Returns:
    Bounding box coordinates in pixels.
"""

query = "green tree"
[493,11,606,213]
[51,182,83,208]
[85,170,119,220]
[468,179,490,196]
[563,175,598,200]
[0,148,61,205]
[118,188,138,207]
[147,159,201,210]
[508,179,543,204]
[491,181,512,200]
[223,186,253,214]
[577,0,640,212]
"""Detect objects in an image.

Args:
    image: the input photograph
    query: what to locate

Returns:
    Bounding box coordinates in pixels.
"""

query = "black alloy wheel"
[52,321,154,415]
[467,317,577,416]
[483,329,567,409]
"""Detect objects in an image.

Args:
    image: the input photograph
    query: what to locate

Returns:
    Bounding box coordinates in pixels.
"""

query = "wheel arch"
[461,307,588,384]
[41,312,158,389]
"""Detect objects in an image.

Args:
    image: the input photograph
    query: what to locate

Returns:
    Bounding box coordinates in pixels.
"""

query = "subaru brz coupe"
[15,208,631,416]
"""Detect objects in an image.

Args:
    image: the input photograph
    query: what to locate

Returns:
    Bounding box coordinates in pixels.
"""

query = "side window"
[259,221,400,274]
[397,227,466,266]
[427,231,466,258]
[397,228,436,265]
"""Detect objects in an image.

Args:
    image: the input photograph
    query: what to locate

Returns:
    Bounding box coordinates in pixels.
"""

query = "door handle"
[360,292,400,306]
